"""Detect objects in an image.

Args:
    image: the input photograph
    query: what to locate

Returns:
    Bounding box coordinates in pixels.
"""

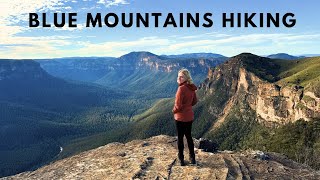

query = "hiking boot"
[190,155,196,165]
[179,159,185,166]
[178,153,185,166]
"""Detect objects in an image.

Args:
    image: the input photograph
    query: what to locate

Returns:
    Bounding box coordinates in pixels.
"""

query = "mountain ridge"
[35,51,227,98]
[267,53,305,60]
[161,52,226,59]
[1,52,320,177]
[119,53,320,170]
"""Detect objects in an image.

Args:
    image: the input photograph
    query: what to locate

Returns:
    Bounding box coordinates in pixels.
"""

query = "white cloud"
[97,0,129,8]
[179,32,232,40]
[72,33,320,57]
[167,33,320,51]
[53,23,87,31]
[1,31,320,59]
[0,0,73,46]
[0,35,170,58]
[0,25,26,38]
[64,6,73,10]
[0,37,73,59]
[0,0,69,25]
[70,36,170,57]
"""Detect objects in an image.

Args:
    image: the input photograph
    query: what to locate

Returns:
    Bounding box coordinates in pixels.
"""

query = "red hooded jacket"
[173,81,198,122]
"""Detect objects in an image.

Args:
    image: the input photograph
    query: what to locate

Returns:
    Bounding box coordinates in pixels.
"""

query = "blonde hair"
[179,68,193,84]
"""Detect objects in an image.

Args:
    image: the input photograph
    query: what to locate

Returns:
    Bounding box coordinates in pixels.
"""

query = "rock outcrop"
[201,53,320,127]
[238,67,319,126]
[3,135,319,180]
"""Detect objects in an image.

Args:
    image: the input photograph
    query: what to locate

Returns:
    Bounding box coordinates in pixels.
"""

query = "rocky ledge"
[3,135,320,180]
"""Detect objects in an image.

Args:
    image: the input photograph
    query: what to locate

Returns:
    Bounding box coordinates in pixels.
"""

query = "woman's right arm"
[192,92,198,106]
[173,87,183,113]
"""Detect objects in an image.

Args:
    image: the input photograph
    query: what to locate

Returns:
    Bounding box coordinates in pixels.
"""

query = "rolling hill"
[267,53,305,60]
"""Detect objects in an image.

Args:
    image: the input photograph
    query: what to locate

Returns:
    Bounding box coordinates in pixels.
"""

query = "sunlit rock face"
[237,67,319,126]
[200,53,320,127]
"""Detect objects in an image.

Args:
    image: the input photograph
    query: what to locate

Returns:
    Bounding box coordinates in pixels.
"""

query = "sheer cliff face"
[237,67,319,125]
[0,60,49,80]
[5,135,320,180]
[37,52,227,84]
[118,52,223,73]
[200,54,320,127]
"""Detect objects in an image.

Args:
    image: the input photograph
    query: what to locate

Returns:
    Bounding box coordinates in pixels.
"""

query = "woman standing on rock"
[172,68,198,166]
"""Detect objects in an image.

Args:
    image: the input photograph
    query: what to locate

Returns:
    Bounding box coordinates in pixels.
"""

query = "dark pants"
[175,120,195,159]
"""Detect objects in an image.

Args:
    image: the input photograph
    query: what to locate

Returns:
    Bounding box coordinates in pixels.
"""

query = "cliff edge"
[3,135,320,180]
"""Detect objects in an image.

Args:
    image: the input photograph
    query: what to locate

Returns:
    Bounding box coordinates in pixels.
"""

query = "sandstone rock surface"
[3,135,320,180]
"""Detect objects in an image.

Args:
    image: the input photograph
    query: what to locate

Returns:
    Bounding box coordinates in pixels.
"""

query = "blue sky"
[0,0,319,59]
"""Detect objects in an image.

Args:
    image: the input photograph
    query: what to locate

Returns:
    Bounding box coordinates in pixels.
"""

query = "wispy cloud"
[0,0,72,45]
[0,35,170,58]
[0,1,318,58]
[97,0,129,8]
[53,23,87,31]
[0,0,130,36]
[168,33,320,51]
[2,32,320,59]
[71,36,170,57]
[0,1,68,25]
[179,32,232,40]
